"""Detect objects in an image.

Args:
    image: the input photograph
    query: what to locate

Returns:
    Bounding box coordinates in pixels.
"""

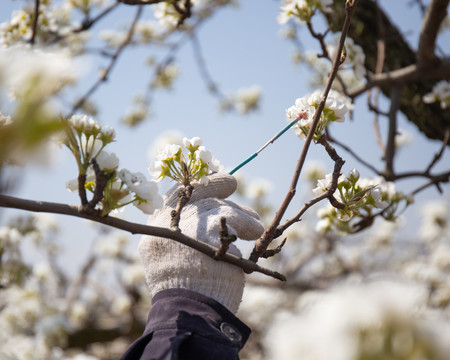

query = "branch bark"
[248,0,359,263]
[325,0,450,144]
[0,194,286,281]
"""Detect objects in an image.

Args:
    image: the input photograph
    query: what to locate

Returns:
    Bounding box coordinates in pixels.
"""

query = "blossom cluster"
[0,215,150,360]
[264,281,450,360]
[423,80,450,109]
[151,0,231,28]
[148,137,222,186]
[277,0,333,25]
[286,90,348,140]
[221,85,262,114]
[0,0,95,52]
[313,169,411,234]
[65,114,163,215]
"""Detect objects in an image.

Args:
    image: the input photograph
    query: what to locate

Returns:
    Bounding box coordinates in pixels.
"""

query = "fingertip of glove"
[191,172,237,200]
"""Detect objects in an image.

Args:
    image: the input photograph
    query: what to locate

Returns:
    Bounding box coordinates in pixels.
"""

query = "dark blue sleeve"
[119,288,251,360]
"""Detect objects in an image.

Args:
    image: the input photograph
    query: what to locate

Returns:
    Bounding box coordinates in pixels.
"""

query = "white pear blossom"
[234,85,261,114]
[95,151,119,171]
[0,47,77,99]
[155,143,181,161]
[423,80,450,109]
[278,0,332,25]
[148,130,184,159]
[0,111,13,126]
[182,136,202,150]
[264,281,439,360]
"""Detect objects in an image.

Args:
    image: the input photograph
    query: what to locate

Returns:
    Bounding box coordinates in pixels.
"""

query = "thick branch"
[417,0,449,68]
[325,0,450,143]
[0,195,285,281]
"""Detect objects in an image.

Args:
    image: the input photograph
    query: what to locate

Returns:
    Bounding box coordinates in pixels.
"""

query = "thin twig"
[371,0,387,152]
[65,252,97,313]
[326,129,381,175]
[383,85,403,180]
[275,138,346,237]
[261,238,287,259]
[0,194,286,281]
[74,1,121,33]
[190,32,226,101]
[248,0,359,263]
[170,184,193,231]
[426,127,450,173]
[70,6,143,115]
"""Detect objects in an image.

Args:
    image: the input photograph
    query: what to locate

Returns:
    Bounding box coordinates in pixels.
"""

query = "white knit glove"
[138,173,265,314]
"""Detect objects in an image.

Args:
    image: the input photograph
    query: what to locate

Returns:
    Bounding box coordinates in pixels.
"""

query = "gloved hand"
[139,173,265,314]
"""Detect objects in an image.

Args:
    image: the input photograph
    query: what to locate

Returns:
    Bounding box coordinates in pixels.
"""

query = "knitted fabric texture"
[139,173,264,314]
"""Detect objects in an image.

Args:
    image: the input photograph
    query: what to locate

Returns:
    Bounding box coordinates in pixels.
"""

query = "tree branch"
[70,6,143,115]
[29,0,40,45]
[0,194,286,281]
[248,0,359,264]
[383,85,403,180]
[417,0,449,68]
[325,0,450,143]
[74,1,121,33]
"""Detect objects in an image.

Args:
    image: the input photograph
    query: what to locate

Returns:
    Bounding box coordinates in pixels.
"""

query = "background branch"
[71,6,143,115]
[325,0,450,143]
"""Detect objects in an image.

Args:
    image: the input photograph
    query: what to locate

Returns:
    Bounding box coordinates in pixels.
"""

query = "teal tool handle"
[229,153,258,175]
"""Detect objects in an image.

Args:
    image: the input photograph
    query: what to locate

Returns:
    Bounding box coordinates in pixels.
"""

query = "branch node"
[261,238,287,259]
[214,217,237,260]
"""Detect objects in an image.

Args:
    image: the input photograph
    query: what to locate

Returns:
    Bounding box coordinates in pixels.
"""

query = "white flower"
[371,187,389,209]
[264,281,429,360]
[195,146,223,172]
[156,143,181,161]
[99,29,128,48]
[0,47,77,99]
[0,111,12,126]
[80,135,103,159]
[111,295,131,316]
[148,130,184,159]
[100,125,116,141]
[95,151,119,171]
[122,263,145,285]
[95,234,129,258]
[312,172,344,196]
[148,160,164,179]
[32,262,53,281]
[423,80,450,109]
[182,136,202,150]
[395,129,413,148]
[134,197,163,214]
[247,178,273,199]
[131,179,160,201]
[235,85,261,114]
